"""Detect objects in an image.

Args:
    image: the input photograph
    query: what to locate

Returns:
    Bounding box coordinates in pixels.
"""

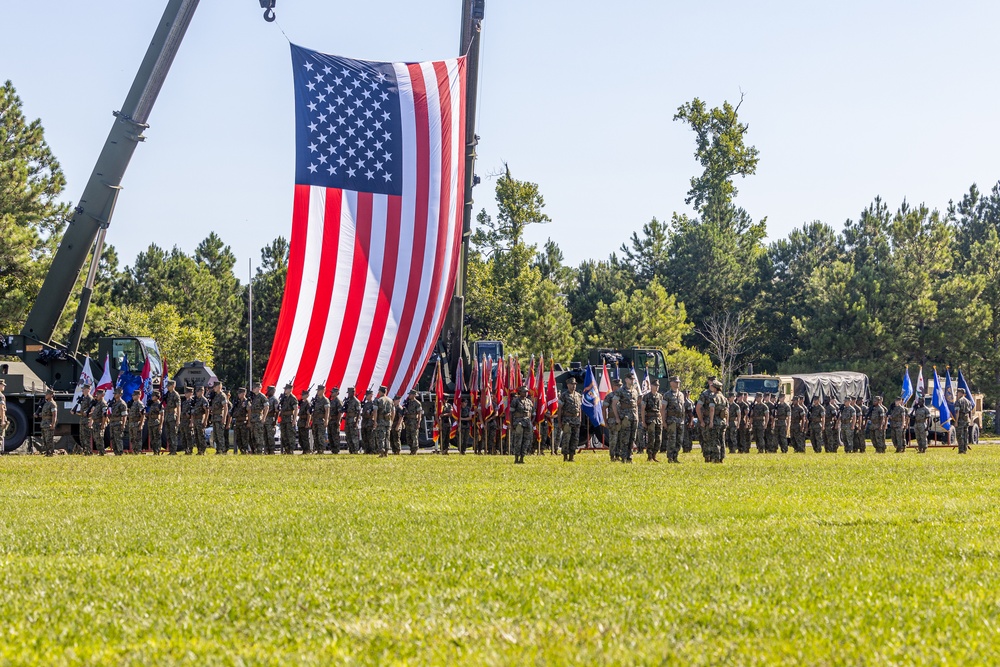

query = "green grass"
[1,447,1000,665]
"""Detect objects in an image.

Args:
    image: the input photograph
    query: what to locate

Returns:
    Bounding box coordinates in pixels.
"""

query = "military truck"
[733,372,870,405]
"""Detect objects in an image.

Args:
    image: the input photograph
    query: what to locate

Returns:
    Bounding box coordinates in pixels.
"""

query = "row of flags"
[901,366,975,432]
[69,353,155,409]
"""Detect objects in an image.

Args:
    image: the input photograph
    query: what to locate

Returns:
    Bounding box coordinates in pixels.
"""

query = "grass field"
[1,447,999,665]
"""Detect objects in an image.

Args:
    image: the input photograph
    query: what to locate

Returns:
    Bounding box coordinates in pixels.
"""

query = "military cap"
[45,388,55,396]
[152,389,161,396]
[754,393,762,398]
[728,391,736,397]
[566,377,577,385]
[409,388,417,395]
[331,386,339,392]
[379,385,388,393]
[183,385,193,392]
[669,375,681,382]
[711,379,723,389]
[0,378,6,385]
[213,380,222,387]
[518,385,528,393]
[237,387,247,394]
[347,387,356,393]
[874,395,883,402]
[81,381,91,388]
[267,385,275,392]
[114,386,123,394]
[300,389,309,397]
[195,385,205,391]
[166,379,176,386]
[132,389,141,396]
[611,378,622,386]
[316,382,325,389]
[394,395,402,400]
[365,389,373,395]
[956,387,966,395]
[284,382,293,390]
[252,380,262,388]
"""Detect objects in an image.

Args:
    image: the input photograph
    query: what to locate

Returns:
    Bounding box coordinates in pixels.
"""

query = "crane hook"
[259,0,276,22]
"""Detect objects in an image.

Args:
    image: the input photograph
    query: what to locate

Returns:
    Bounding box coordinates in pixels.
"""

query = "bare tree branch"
[696,310,754,389]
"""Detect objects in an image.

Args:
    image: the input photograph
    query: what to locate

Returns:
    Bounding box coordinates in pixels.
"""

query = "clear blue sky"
[4,0,999,276]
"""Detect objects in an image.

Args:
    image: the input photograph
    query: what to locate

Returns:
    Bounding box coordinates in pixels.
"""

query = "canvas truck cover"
[792,372,870,404]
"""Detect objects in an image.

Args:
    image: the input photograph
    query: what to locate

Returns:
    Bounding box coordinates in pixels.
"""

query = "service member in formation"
[296,389,311,453]
[773,393,790,453]
[790,395,808,453]
[109,387,128,456]
[128,389,145,454]
[887,397,908,453]
[373,386,394,458]
[510,386,533,464]
[764,394,778,453]
[953,388,975,454]
[147,389,164,454]
[248,381,269,455]
[839,396,857,453]
[558,377,583,462]
[265,385,280,455]
[703,379,726,463]
[278,383,299,455]
[869,396,888,453]
[327,387,343,454]
[402,390,423,455]
[750,394,769,453]
[210,381,229,454]
[361,389,376,454]
[853,397,867,453]
[823,397,840,453]
[223,389,234,451]
[180,386,195,454]
[231,388,250,454]
[639,379,661,462]
[613,373,640,464]
[737,392,752,453]
[40,388,58,456]
[72,382,94,455]
[192,385,210,455]
[484,395,500,455]
[310,383,330,454]
[682,390,696,453]
[661,375,685,463]
[0,379,6,454]
[603,378,621,461]
[726,391,741,454]
[808,396,825,453]
[343,387,363,454]
[910,395,931,453]
[695,378,715,453]
[90,389,109,456]
[390,395,404,455]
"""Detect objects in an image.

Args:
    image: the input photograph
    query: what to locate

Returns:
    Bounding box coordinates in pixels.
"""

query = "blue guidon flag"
[582,365,605,429]
[264,45,466,397]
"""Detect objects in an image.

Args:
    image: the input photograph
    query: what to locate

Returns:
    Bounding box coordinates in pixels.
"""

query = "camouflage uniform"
[327,393,343,455]
[343,393,363,454]
[869,403,888,453]
[765,399,777,453]
[74,392,95,455]
[180,393,195,454]
[297,394,312,453]
[790,400,808,453]
[558,386,583,461]
[750,401,769,453]
[40,396,58,455]
[249,390,269,455]
[390,398,403,455]
[640,389,661,461]
[727,397,741,454]
[887,402,908,453]
[696,387,713,452]
[774,400,790,453]
[911,403,930,453]
[361,398,376,454]
[954,395,974,454]
[278,391,299,454]
[374,393,394,456]
[662,386,685,463]
[401,395,422,454]
[191,392,210,454]
[602,391,619,460]
[824,401,841,453]
[128,398,145,453]
[458,404,472,455]
[89,395,109,456]
[808,402,825,453]
[839,403,856,453]
[211,390,229,453]
[310,391,330,454]
[702,389,726,463]
[682,395,695,453]
[231,395,250,454]
[737,396,752,453]
[164,388,181,454]
[109,394,128,456]
[147,398,163,454]
[614,383,640,463]
[265,390,280,455]
[510,393,533,462]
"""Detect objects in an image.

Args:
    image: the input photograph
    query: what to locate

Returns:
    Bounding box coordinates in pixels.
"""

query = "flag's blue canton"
[291,44,403,197]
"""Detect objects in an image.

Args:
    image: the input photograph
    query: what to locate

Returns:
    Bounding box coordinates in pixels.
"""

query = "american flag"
[264,44,466,397]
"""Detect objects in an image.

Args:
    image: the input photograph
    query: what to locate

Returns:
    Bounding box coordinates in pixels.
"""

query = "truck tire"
[4,403,30,453]
[972,424,980,445]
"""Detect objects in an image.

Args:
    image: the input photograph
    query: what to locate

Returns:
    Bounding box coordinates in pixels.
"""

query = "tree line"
[3,80,998,400]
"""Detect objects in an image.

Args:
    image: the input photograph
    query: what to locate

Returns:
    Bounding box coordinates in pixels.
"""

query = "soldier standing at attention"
[109,387,128,456]
[603,378,620,461]
[910,396,931,453]
[869,396,888,453]
[72,382,94,455]
[249,381,269,455]
[180,387,195,454]
[163,380,181,456]
[695,378,715,454]
[147,390,164,454]
[558,377,583,462]
[773,393,790,453]
[343,387,363,454]
[736,392,751,453]
[373,386,394,458]
[887,397,908,454]
[763,394,777,453]
[390,396,404,455]
[853,397,868,453]
[748,394,767,453]
[0,379,6,454]
[682,390,696,453]
[210,381,229,454]
[128,389,145,454]
[661,376,685,464]
[726,392,741,454]
[361,389,376,454]
[327,387,343,455]
[192,385,210,455]
[510,385,532,464]
[228,388,248,454]
[703,380,726,463]
[265,385,280,455]
[953,388,974,454]
[789,395,807,453]
[808,396,825,453]
[90,390,110,456]
[278,383,298,455]
[840,397,857,453]
[40,389,58,456]
[310,383,330,454]
[639,379,661,462]
[296,389,311,453]
[402,389,423,455]
[613,373,640,464]
[823,398,840,453]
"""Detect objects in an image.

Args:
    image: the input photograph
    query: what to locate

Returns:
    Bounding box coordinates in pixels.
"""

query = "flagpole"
[248,257,253,389]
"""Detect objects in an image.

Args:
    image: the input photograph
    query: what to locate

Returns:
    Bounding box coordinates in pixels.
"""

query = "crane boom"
[22,0,202,347]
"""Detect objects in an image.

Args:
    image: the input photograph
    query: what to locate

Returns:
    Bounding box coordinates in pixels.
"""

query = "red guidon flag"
[264,44,467,397]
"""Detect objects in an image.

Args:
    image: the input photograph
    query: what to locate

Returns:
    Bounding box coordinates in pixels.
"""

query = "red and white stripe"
[264,57,466,396]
